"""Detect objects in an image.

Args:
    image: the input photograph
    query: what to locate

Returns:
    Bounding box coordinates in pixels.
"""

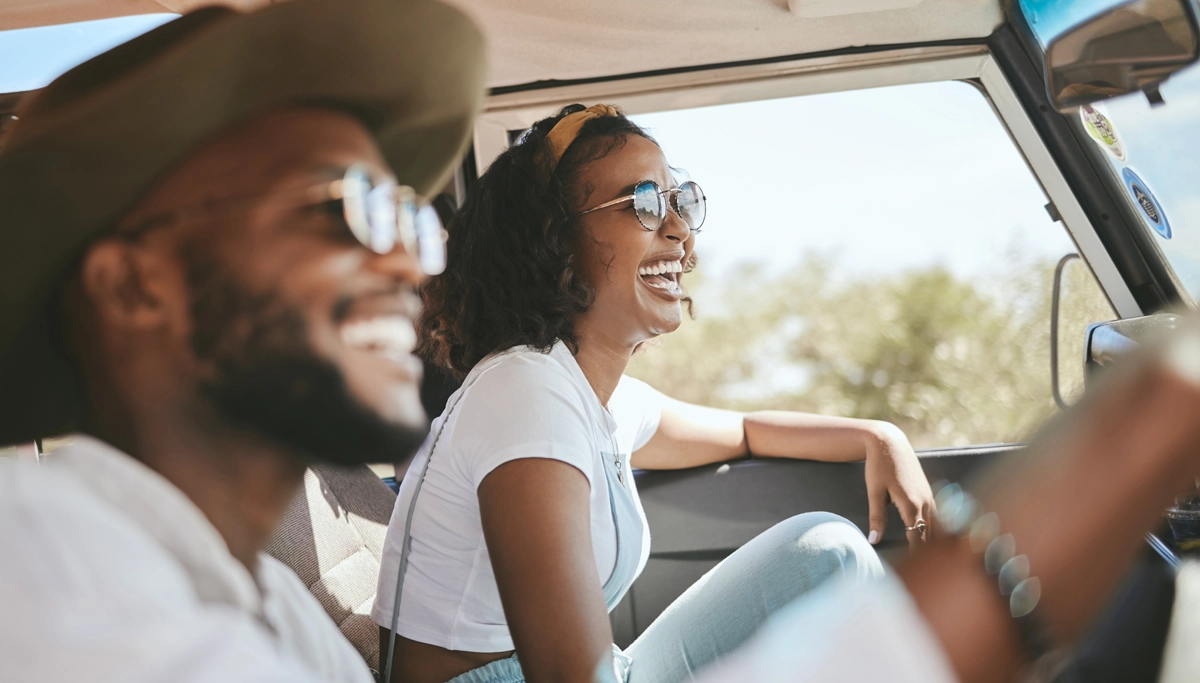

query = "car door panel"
[611,445,1017,646]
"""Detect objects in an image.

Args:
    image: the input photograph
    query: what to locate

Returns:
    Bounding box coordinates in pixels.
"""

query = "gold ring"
[905,519,928,539]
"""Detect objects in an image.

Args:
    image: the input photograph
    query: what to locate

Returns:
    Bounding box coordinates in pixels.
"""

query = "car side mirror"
[1051,253,1120,409]
[1045,0,1200,112]
[1085,312,1185,381]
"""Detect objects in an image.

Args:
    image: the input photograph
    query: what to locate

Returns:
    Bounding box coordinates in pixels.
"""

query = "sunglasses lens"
[676,181,706,231]
[414,204,447,275]
[364,182,399,254]
[632,180,666,230]
[342,166,444,274]
[341,167,374,248]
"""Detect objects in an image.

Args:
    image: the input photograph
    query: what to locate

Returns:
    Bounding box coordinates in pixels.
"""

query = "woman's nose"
[659,206,691,243]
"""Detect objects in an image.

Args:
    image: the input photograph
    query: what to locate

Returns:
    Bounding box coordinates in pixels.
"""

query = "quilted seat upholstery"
[265,464,396,672]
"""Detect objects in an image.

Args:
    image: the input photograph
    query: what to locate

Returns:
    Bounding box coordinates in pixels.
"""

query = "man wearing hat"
[0,0,484,680]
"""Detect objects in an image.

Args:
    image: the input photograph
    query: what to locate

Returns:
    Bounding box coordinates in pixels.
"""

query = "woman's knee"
[763,512,884,583]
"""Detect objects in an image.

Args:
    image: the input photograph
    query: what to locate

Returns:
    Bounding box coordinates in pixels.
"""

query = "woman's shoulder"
[449,342,593,427]
[465,342,582,395]
[447,342,598,482]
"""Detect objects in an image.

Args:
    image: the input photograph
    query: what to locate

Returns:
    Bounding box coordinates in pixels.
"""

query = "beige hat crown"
[0,0,486,444]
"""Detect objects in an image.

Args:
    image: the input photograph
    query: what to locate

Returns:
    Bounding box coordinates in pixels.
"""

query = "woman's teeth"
[638,260,683,294]
[638,260,683,276]
[341,316,418,359]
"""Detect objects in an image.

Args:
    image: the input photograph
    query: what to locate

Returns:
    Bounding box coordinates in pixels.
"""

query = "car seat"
[265,464,396,671]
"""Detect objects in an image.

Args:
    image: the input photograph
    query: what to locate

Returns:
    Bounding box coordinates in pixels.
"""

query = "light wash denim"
[623,511,883,682]
[445,511,884,683]
[445,654,524,683]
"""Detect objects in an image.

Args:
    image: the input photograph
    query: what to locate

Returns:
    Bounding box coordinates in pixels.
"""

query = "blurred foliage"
[41,436,76,454]
[627,253,1115,449]
[0,436,74,458]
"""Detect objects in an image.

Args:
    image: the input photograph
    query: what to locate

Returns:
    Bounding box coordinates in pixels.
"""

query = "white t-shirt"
[372,341,663,652]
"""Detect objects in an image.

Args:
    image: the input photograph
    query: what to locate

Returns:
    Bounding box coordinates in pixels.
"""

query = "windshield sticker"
[1122,168,1171,239]
[1080,105,1127,162]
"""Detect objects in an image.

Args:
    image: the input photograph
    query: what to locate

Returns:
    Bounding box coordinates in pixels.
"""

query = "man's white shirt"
[0,436,373,683]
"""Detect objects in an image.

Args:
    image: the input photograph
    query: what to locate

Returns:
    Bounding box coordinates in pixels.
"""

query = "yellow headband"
[542,104,622,174]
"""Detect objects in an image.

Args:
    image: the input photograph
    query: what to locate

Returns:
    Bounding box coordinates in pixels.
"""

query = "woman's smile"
[637,254,684,299]
[569,134,695,341]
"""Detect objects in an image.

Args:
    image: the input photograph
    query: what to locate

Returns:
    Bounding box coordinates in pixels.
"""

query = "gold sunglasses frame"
[577,179,706,232]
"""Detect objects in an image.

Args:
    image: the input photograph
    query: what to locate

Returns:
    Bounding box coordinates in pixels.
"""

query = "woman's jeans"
[622,511,884,682]
[447,511,883,683]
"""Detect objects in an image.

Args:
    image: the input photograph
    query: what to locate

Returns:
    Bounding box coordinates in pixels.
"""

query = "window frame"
[1007,1,1199,308]
[474,43,1141,319]
[997,13,1185,312]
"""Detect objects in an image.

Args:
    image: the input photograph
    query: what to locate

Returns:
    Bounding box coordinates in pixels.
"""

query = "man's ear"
[78,239,171,330]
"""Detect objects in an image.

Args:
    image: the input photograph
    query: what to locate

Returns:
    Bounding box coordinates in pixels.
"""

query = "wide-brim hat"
[0,0,486,445]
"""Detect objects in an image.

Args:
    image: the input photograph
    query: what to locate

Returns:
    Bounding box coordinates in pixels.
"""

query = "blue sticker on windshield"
[1122,168,1171,239]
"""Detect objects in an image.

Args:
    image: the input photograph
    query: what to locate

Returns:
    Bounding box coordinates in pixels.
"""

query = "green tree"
[627,253,1113,449]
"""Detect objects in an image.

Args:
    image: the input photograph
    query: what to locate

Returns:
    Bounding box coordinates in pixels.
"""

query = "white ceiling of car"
[449,0,1004,88]
[2,0,1004,89]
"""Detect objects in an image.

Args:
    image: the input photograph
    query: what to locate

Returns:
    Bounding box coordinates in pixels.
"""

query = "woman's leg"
[623,512,883,683]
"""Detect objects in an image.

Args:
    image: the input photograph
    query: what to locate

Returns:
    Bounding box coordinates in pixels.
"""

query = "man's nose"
[367,245,427,286]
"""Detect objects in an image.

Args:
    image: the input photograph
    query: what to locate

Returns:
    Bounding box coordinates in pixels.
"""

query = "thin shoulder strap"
[381,400,454,683]
[381,354,512,683]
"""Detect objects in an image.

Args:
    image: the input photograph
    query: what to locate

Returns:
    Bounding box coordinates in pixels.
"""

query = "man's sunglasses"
[579,179,707,232]
[122,164,448,275]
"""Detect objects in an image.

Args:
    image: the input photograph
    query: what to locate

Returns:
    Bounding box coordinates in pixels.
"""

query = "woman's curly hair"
[419,104,661,378]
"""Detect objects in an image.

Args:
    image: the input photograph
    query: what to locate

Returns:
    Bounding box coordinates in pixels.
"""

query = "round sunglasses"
[338,165,447,275]
[579,179,706,232]
[121,164,448,275]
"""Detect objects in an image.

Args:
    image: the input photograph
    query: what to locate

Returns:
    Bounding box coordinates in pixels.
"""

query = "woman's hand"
[864,422,935,549]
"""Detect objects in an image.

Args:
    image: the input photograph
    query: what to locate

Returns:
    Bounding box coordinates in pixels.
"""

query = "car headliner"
[0,0,1004,89]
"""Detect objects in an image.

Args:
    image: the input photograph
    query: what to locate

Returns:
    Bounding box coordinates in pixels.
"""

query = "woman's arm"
[631,397,906,470]
[632,396,934,544]
[478,458,614,683]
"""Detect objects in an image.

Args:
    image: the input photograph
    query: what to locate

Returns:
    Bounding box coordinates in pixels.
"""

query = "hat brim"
[0,0,486,445]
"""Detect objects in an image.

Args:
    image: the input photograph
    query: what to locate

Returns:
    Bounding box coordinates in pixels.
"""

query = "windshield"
[1021,0,1200,303]
[0,14,175,94]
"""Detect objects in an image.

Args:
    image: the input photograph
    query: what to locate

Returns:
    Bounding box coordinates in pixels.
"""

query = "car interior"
[3,0,1198,679]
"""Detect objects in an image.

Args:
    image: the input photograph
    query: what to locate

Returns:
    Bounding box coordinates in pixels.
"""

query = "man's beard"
[184,252,428,465]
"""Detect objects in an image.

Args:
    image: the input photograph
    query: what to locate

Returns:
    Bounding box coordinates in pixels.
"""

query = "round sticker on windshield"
[1080,105,1127,162]
[1122,168,1171,239]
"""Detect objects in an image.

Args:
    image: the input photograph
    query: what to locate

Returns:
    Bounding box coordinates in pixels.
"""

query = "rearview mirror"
[1046,0,1200,112]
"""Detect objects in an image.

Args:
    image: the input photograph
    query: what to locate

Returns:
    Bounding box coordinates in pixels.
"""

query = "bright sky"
[630,81,1076,281]
[1019,0,1129,46]
[0,14,176,93]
